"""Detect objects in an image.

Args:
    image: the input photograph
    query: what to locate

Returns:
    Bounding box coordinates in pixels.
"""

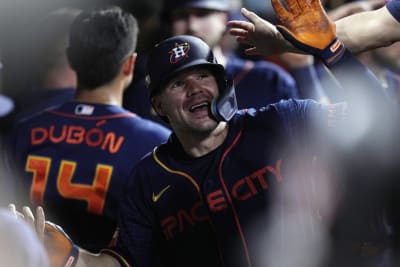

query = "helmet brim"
[148,60,225,97]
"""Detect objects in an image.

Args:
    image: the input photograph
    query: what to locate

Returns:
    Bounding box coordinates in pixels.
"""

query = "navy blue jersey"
[387,0,400,22]
[106,99,341,267]
[14,87,75,122]
[11,102,170,252]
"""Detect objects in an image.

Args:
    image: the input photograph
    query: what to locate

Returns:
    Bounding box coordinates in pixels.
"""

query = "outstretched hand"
[227,8,297,56]
[8,203,45,243]
[271,0,345,65]
[272,0,336,50]
[8,204,79,267]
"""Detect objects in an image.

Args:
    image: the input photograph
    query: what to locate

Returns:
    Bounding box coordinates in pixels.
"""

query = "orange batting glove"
[271,0,346,66]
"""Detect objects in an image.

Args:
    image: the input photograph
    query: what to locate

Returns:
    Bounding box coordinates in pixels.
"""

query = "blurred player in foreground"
[0,207,48,267]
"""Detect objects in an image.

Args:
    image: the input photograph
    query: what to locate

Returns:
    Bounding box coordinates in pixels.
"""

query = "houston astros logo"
[169,42,190,64]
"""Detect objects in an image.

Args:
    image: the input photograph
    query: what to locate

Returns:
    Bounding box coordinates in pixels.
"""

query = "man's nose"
[185,77,202,96]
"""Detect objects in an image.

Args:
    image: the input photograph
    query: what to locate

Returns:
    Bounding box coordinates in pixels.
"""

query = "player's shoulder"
[129,144,167,179]
[131,115,170,131]
[122,114,171,140]
[13,104,59,128]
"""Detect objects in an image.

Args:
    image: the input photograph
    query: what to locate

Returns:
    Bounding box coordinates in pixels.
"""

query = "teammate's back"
[12,101,169,251]
[7,6,171,252]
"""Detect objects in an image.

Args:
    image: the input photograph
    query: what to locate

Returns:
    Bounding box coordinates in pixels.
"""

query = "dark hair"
[67,6,138,89]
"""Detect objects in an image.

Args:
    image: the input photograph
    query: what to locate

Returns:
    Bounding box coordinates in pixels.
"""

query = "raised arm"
[336,4,400,53]
[273,0,395,146]
[228,0,400,56]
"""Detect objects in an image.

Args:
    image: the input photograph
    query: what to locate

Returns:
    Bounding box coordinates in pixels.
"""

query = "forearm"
[336,6,400,53]
[76,249,121,267]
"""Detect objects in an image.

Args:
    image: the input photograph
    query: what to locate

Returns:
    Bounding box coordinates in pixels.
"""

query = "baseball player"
[11,0,394,267]
[8,6,170,254]
[106,34,388,267]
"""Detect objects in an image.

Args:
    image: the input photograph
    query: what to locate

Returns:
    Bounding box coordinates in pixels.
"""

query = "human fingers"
[271,0,292,22]
[228,30,254,46]
[22,205,35,229]
[227,17,255,45]
[227,20,256,46]
[239,7,264,26]
[310,0,325,13]
[228,27,250,39]
[234,35,253,46]
[8,203,17,218]
[227,20,254,33]
[8,203,25,219]
[36,206,45,243]
[286,0,302,15]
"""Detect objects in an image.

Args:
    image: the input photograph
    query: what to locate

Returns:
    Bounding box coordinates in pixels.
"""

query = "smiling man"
[97,34,387,267]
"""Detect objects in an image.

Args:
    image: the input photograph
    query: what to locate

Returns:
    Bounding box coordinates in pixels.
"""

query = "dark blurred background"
[0,0,162,102]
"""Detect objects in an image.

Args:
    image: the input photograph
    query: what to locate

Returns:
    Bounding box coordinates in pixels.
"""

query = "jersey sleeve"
[271,99,350,153]
[386,0,400,23]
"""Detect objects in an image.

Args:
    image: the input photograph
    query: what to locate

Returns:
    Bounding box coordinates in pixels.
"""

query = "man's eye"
[198,73,209,80]
[171,80,184,88]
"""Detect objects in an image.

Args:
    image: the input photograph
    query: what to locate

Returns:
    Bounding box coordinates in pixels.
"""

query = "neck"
[176,122,228,158]
[74,80,125,106]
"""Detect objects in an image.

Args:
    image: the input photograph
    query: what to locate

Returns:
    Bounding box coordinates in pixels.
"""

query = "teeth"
[190,102,209,111]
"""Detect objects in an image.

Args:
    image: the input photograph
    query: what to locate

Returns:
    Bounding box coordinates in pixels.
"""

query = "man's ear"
[151,96,166,117]
[122,53,137,75]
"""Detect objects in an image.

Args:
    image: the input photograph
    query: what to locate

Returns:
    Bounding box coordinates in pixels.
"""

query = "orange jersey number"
[26,155,112,215]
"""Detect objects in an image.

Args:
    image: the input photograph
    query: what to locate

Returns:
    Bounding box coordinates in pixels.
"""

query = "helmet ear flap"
[211,75,238,121]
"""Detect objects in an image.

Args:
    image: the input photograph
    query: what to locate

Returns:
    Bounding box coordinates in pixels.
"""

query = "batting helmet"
[161,0,230,22]
[146,35,237,121]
